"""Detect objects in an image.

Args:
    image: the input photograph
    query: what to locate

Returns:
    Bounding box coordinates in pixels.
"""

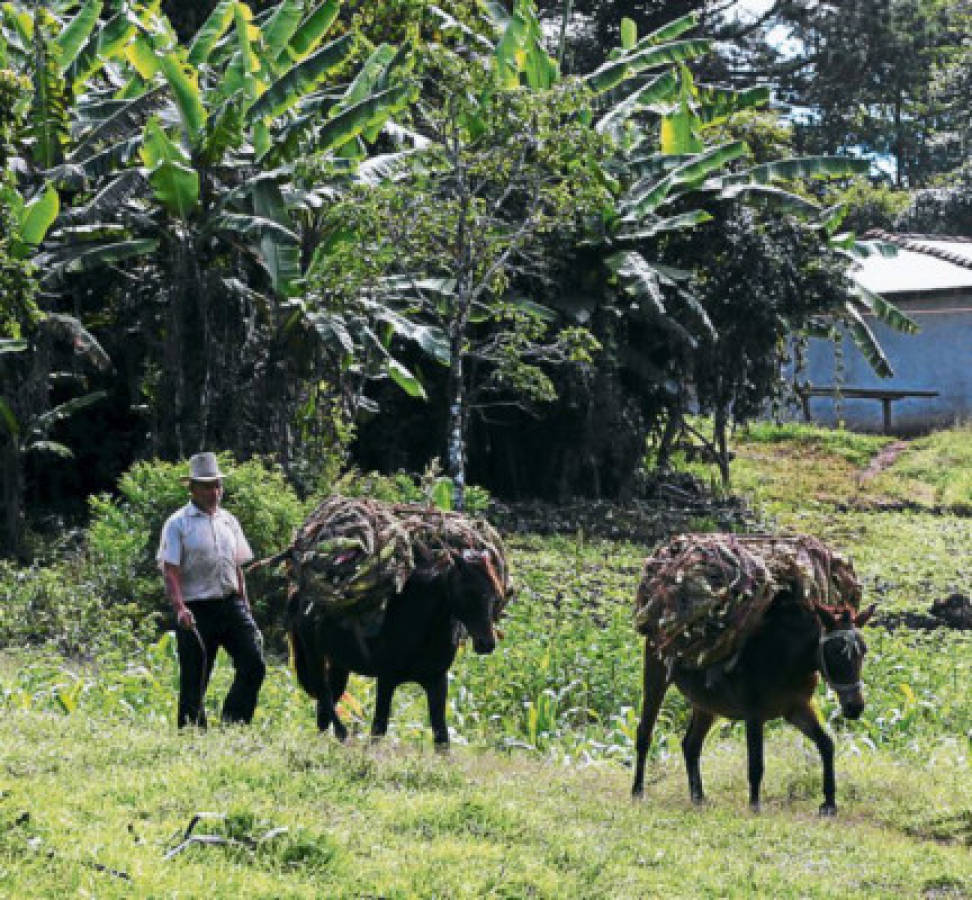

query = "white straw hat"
[185,452,225,482]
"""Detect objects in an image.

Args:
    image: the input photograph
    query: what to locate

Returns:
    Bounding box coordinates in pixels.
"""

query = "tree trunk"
[0,435,22,558]
[445,121,471,512]
[159,234,207,459]
[714,403,731,488]
[446,321,466,511]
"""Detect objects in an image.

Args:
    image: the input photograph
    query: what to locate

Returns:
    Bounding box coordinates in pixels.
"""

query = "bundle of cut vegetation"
[634,533,862,669]
[263,496,511,619]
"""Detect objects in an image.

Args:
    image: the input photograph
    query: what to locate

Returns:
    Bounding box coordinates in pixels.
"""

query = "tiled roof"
[851,231,972,294]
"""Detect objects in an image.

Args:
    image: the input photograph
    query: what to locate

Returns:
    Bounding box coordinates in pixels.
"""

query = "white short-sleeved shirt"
[157,502,254,601]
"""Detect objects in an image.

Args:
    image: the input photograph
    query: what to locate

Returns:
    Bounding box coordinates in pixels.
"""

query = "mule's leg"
[371,675,396,742]
[423,672,450,750]
[325,663,349,742]
[632,648,670,797]
[745,718,765,811]
[682,708,715,805]
[786,701,836,815]
[314,660,347,741]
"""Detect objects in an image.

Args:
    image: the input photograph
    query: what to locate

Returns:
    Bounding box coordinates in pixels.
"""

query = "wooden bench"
[797,386,940,434]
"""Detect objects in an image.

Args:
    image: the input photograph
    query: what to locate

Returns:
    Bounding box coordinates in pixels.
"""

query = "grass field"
[1,424,970,897]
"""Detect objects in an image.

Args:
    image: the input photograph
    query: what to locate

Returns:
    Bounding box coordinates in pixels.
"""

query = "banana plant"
[571,12,913,379]
[4,0,417,458]
[0,312,109,557]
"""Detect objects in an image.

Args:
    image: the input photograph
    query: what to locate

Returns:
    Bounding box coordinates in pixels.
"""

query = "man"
[157,452,266,727]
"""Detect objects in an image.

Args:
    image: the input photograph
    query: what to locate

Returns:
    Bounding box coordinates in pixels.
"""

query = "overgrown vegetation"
[1,0,929,544]
[1,425,970,894]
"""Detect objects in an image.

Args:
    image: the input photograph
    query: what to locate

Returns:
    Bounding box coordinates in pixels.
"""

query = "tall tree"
[725,0,970,187]
[313,1,609,509]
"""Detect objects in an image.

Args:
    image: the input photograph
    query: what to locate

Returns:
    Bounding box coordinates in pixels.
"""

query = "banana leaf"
[31,390,107,431]
[612,209,712,243]
[250,179,301,295]
[717,182,821,215]
[284,0,339,62]
[0,398,18,438]
[606,251,667,315]
[247,33,352,121]
[54,0,102,73]
[24,440,73,457]
[739,156,870,184]
[842,303,893,378]
[847,281,918,334]
[307,84,412,157]
[37,238,160,284]
[585,38,712,94]
[694,85,769,126]
[386,357,427,399]
[68,85,168,164]
[19,185,59,246]
[187,0,235,64]
[141,120,199,218]
[205,212,299,245]
[160,53,207,139]
[632,12,698,48]
[67,10,136,91]
[595,70,679,137]
[260,0,302,62]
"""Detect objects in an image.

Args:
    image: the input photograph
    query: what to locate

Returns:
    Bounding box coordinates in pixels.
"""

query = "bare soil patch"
[858,440,911,483]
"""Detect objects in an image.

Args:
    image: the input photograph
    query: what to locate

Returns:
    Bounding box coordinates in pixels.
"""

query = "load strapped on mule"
[634,533,862,670]
[273,495,512,622]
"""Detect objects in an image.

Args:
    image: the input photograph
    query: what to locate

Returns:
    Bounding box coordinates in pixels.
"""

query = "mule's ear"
[854,602,877,627]
[814,602,838,630]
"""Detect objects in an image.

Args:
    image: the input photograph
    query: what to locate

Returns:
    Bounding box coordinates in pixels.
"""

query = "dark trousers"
[175,596,266,728]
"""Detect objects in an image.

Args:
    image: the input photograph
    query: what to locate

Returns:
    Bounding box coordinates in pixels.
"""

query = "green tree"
[739,0,969,187]
[476,11,915,496]
[0,64,108,557]
[314,1,610,509]
[2,0,412,470]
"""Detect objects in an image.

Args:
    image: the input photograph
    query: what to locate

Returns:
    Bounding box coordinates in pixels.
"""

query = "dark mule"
[631,594,876,814]
[288,550,505,747]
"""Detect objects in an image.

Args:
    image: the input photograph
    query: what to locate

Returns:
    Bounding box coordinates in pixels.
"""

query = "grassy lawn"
[1,423,970,897]
[0,705,968,898]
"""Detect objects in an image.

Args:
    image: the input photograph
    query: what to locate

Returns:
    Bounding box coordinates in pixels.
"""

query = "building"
[800,233,972,434]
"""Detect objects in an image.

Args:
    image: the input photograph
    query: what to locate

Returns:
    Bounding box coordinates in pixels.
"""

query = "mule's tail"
[287,628,321,700]
[286,593,327,701]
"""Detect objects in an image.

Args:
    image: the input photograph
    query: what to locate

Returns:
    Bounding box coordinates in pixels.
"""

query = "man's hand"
[176,605,196,630]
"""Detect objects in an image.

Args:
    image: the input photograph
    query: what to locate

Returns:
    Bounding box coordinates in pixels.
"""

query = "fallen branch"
[163,812,289,861]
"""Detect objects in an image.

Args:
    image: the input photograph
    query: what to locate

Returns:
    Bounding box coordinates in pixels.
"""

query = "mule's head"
[814,602,876,719]
[445,549,507,655]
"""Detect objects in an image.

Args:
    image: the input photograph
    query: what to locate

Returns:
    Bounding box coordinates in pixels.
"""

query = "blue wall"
[801,294,971,433]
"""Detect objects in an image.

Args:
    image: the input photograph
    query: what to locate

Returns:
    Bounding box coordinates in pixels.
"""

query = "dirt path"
[858,440,911,482]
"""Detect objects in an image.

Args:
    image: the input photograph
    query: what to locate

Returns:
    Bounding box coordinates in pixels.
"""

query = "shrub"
[0,557,154,656]
[85,455,306,650]
[333,460,492,514]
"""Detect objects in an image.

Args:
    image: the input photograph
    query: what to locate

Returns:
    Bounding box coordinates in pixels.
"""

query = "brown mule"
[631,594,875,814]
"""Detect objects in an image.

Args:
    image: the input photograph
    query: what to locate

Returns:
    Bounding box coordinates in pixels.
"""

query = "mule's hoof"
[690,794,706,806]
[749,801,761,814]
[433,741,450,755]
[818,803,837,817]
[631,786,644,800]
